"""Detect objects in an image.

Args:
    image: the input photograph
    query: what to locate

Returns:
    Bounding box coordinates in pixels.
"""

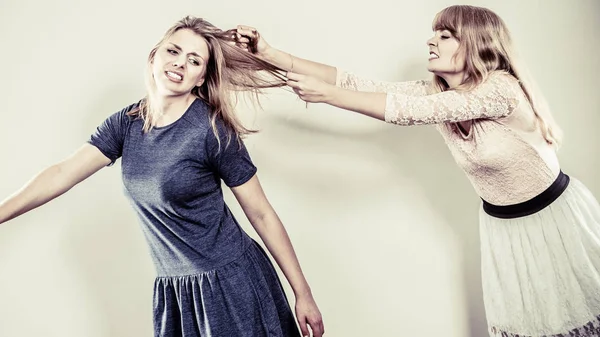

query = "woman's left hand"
[286,72,337,104]
[295,292,324,337]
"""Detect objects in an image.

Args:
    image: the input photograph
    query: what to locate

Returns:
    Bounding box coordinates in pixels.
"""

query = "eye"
[167,49,178,55]
[441,35,451,40]
[189,58,200,66]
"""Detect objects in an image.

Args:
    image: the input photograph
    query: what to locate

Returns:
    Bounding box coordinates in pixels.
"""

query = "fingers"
[235,25,261,53]
[287,80,300,89]
[227,40,249,52]
[224,29,251,52]
[286,71,303,81]
[297,315,310,337]
[292,87,303,97]
[289,84,306,100]
[288,81,308,102]
[308,314,324,337]
[236,24,257,31]
[235,36,250,44]
[286,72,303,90]
[298,315,324,337]
[236,25,258,38]
[285,74,311,101]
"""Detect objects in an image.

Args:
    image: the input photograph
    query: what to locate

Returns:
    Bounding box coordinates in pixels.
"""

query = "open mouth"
[165,70,184,82]
[429,51,439,59]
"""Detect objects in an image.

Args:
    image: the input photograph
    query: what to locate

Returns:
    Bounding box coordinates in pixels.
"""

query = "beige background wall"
[0,0,598,336]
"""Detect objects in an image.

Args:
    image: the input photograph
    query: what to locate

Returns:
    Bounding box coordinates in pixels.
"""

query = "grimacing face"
[151,28,210,97]
[426,29,466,77]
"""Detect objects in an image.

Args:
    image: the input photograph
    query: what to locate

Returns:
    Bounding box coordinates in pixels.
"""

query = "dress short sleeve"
[205,119,257,188]
[88,102,137,166]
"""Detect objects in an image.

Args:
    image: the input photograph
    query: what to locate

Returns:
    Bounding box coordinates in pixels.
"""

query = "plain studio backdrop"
[0,0,598,336]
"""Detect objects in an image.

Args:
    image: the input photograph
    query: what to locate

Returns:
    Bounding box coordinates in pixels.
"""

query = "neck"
[156,93,196,116]
[438,72,468,89]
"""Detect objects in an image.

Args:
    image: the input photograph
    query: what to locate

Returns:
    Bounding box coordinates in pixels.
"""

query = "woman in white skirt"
[232,4,600,337]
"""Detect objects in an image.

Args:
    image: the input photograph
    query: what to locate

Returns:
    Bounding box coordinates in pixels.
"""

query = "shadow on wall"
[246,59,488,336]
[400,59,488,336]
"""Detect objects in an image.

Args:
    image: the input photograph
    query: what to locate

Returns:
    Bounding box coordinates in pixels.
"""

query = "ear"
[196,77,205,87]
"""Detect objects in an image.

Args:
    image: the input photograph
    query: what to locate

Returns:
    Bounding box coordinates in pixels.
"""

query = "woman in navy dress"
[0,16,324,337]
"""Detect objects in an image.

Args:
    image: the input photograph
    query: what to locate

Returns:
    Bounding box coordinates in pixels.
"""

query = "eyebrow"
[169,43,205,60]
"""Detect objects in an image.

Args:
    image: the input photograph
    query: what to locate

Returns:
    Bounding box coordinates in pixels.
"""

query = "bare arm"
[235,25,431,98]
[262,48,432,98]
[0,144,111,224]
[263,47,338,85]
[230,174,324,337]
[235,25,337,85]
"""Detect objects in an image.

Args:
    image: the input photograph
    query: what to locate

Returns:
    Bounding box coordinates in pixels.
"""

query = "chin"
[427,64,440,73]
[154,86,182,98]
[156,81,190,96]
[427,67,440,75]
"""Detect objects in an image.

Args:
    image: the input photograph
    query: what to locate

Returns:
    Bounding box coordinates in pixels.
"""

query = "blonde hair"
[431,5,563,148]
[129,16,287,148]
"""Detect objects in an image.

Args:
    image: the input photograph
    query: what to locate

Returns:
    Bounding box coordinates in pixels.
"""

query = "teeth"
[166,71,182,80]
[430,53,438,58]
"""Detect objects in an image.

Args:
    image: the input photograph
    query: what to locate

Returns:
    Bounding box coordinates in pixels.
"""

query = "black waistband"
[482,171,570,219]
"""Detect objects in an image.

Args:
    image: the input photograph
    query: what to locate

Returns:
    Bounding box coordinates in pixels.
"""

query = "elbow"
[248,210,268,227]
[45,163,74,196]
[248,208,278,232]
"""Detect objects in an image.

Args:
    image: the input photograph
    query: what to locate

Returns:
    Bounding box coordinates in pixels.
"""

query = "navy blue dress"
[88,98,301,337]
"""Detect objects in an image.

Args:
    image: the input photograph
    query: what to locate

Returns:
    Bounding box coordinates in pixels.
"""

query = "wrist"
[262,48,295,72]
[261,47,280,62]
[293,284,313,299]
[324,85,342,105]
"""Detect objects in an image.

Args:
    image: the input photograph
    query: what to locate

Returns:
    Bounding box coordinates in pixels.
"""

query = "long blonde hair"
[431,5,563,148]
[129,16,287,148]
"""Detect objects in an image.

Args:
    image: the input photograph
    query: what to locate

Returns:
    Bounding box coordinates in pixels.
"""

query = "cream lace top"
[336,69,561,206]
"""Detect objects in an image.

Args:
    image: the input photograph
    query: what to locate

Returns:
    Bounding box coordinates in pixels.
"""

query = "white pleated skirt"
[480,176,600,336]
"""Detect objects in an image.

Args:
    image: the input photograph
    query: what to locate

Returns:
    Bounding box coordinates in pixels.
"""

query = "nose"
[172,55,186,68]
[427,36,436,47]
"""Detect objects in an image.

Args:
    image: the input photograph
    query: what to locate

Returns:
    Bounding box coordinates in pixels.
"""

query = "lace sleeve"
[336,68,430,97]
[384,72,521,126]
